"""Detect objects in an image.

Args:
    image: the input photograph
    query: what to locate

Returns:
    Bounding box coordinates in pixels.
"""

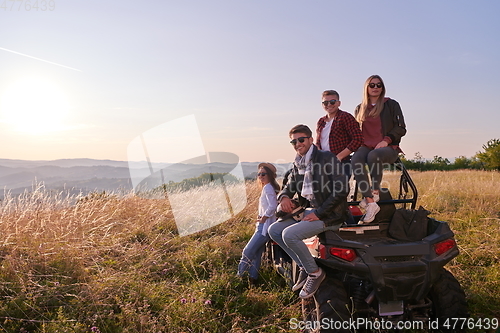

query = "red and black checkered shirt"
[316,110,363,161]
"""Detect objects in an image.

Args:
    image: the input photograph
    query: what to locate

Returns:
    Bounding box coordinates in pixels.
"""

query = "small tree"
[401,152,426,171]
[476,139,500,170]
[453,156,471,170]
[430,155,451,170]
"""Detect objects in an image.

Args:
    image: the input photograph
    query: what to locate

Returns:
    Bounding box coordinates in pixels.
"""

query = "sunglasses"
[290,136,310,145]
[257,172,267,177]
[322,99,337,106]
[368,83,383,89]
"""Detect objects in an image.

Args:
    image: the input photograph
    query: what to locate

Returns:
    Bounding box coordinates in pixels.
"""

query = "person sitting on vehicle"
[351,75,407,224]
[268,124,349,299]
[237,163,280,285]
[316,89,363,177]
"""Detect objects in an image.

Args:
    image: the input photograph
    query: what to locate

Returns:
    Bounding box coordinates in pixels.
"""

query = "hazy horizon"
[0,154,469,165]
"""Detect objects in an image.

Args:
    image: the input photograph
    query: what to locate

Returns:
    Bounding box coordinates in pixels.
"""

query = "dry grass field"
[0,170,498,332]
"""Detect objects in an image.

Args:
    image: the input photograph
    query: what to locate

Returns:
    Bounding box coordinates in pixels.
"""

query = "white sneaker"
[359,193,379,209]
[359,202,380,224]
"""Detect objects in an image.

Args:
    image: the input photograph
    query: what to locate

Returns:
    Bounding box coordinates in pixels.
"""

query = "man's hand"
[336,148,351,161]
[302,212,319,221]
[279,197,294,213]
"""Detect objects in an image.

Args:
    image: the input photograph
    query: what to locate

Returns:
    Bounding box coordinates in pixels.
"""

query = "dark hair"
[322,90,340,99]
[289,124,312,137]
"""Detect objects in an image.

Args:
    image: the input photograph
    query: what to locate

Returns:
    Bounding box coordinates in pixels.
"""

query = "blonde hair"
[322,90,340,99]
[356,75,386,123]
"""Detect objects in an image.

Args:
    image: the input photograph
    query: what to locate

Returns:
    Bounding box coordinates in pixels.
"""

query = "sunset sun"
[0,77,70,134]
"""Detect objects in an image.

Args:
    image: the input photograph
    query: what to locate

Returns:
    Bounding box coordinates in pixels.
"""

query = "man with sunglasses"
[268,124,348,299]
[316,90,363,177]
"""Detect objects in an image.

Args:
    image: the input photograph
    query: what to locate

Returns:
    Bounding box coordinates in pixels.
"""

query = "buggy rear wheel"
[429,268,469,332]
[302,276,350,333]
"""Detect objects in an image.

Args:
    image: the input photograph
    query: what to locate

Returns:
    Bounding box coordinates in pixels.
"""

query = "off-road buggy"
[266,159,469,332]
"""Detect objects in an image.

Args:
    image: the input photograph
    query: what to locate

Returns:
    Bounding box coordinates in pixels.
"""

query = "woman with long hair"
[352,75,407,224]
[237,162,280,284]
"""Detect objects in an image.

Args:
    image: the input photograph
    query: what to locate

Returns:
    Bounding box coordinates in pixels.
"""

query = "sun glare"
[0,77,70,134]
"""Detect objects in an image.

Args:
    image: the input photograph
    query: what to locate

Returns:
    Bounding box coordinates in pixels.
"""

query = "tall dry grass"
[0,181,298,332]
[408,170,500,318]
[0,171,497,332]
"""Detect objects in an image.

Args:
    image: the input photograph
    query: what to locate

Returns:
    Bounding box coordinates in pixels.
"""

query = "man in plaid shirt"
[316,90,363,177]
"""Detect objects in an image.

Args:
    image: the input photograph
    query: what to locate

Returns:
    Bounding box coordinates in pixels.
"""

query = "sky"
[0,0,499,164]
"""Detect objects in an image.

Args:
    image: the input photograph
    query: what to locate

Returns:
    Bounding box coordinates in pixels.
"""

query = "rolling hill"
[0,158,292,197]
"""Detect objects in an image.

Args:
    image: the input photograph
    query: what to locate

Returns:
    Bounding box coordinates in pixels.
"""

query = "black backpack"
[388,206,430,241]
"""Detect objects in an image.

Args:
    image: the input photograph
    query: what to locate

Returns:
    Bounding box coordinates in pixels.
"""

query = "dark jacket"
[355,98,406,145]
[278,145,349,226]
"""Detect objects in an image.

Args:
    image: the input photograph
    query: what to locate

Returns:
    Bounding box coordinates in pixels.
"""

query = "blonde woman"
[237,163,279,284]
[352,75,406,223]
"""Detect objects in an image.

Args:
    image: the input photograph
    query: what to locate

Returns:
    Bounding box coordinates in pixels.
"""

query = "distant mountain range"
[0,158,167,169]
[0,158,292,198]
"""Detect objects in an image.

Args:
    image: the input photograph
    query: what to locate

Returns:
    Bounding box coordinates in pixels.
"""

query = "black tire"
[302,276,351,333]
[429,268,469,333]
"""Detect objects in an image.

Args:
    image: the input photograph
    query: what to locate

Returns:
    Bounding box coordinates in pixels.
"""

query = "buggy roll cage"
[349,157,418,210]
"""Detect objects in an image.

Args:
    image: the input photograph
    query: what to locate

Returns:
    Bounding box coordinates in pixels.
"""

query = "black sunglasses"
[290,136,310,145]
[322,99,337,106]
[368,83,383,88]
[257,172,267,177]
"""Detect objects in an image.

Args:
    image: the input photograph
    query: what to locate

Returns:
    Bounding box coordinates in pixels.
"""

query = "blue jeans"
[237,222,270,280]
[268,209,341,274]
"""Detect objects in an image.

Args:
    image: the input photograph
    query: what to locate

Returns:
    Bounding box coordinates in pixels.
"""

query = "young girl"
[352,75,407,223]
[237,163,280,284]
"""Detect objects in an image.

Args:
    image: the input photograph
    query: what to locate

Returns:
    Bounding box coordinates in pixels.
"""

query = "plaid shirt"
[316,110,363,161]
